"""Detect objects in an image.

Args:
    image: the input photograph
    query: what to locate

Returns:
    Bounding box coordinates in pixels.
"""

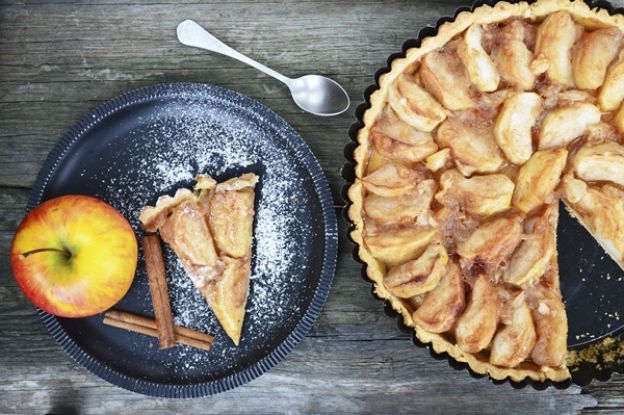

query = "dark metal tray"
[29,83,337,397]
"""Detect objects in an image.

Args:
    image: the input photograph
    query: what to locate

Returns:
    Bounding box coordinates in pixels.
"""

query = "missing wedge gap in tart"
[348,0,624,382]
[139,173,258,346]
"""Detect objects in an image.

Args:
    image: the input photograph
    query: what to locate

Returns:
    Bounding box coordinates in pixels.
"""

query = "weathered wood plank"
[0,313,598,415]
[2,0,624,413]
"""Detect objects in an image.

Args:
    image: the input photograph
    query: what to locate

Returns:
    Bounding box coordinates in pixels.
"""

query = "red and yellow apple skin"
[10,195,138,318]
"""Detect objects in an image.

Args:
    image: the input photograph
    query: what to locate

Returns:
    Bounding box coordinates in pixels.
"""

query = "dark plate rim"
[340,0,623,389]
[27,82,338,398]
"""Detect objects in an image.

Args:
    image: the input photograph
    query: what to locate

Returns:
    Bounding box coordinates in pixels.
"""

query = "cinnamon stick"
[142,234,176,349]
[103,310,215,351]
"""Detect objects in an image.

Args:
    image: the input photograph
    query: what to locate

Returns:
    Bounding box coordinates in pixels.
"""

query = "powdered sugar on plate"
[80,87,321,377]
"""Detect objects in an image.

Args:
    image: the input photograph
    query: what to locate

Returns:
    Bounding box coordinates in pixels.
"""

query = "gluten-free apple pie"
[348,0,624,381]
[139,173,258,346]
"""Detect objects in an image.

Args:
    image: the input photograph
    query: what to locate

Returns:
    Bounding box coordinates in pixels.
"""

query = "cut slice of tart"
[139,173,258,345]
[347,0,624,382]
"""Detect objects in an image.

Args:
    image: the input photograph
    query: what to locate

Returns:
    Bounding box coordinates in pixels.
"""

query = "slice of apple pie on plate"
[139,173,258,346]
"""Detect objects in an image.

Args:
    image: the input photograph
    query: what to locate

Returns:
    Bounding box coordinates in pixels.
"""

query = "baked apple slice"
[200,255,250,346]
[157,198,222,285]
[527,260,568,369]
[388,74,447,131]
[614,103,624,133]
[457,214,523,265]
[494,92,542,164]
[363,226,437,267]
[598,53,624,111]
[573,141,624,187]
[513,148,568,213]
[563,175,624,268]
[535,11,579,87]
[362,162,419,197]
[490,292,537,368]
[538,102,601,150]
[364,179,436,227]
[436,117,505,176]
[457,24,500,92]
[455,274,499,353]
[573,27,621,90]
[492,20,535,90]
[420,47,474,110]
[412,261,466,333]
[202,173,257,259]
[435,169,514,216]
[503,204,557,286]
[384,244,448,298]
[371,106,438,162]
[141,173,258,346]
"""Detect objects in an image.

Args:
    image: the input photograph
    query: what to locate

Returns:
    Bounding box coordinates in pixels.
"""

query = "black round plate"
[342,0,624,387]
[28,83,338,397]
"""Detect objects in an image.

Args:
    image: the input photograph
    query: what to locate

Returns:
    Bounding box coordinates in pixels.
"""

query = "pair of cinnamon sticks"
[103,234,214,351]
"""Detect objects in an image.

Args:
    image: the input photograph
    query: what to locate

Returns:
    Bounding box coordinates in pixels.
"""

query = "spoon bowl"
[288,75,350,117]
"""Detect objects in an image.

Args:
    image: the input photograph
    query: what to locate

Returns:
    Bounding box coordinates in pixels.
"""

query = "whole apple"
[11,195,138,318]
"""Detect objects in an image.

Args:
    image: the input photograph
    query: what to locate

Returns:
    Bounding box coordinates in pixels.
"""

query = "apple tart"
[139,173,258,345]
[348,0,624,382]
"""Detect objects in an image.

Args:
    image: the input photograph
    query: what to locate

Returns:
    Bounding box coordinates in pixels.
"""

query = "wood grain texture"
[0,0,621,413]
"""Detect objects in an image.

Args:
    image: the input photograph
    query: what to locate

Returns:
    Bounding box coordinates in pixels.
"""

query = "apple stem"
[19,248,71,259]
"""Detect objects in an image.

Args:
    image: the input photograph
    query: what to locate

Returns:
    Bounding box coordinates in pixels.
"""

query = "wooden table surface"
[1,1,623,413]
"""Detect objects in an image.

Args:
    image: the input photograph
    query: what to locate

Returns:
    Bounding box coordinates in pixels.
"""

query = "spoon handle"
[176,20,291,86]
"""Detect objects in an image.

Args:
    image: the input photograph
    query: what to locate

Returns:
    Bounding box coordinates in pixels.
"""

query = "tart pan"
[28,83,338,397]
[341,0,624,388]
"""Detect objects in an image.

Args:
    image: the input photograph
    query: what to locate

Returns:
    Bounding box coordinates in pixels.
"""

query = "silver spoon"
[176,20,350,117]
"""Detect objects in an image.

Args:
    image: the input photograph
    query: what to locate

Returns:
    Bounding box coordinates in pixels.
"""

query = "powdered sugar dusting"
[80,87,319,377]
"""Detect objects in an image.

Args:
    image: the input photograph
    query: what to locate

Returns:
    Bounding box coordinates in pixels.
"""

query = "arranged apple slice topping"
[364,179,436,227]
[573,27,621,90]
[614,103,624,133]
[425,148,452,172]
[435,169,514,216]
[203,174,257,259]
[513,148,568,213]
[504,204,557,286]
[411,261,466,333]
[363,226,437,267]
[371,106,438,162]
[538,102,601,150]
[598,52,624,111]
[457,214,523,265]
[436,117,505,176]
[494,92,542,164]
[420,47,474,110]
[573,141,624,187]
[535,11,578,87]
[455,274,499,354]
[492,20,536,90]
[361,162,419,197]
[528,265,568,368]
[490,292,537,368]
[562,175,624,267]
[383,244,448,298]
[388,74,447,132]
[457,24,500,92]
[157,199,222,289]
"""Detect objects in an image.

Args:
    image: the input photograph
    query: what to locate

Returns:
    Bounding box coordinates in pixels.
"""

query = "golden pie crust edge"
[346,0,624,383]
